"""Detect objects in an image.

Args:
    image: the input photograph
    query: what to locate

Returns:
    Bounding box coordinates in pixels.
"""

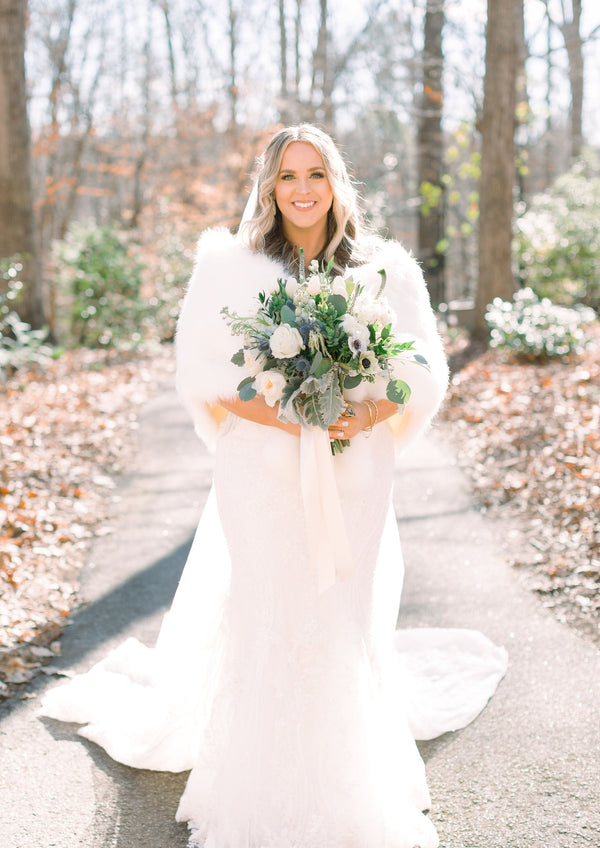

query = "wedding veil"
[236,179,259,247]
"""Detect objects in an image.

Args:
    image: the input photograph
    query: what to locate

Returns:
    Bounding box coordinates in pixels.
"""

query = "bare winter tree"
[0,0,46,328]
[417,0,445,306]
[474,0,521,337]
[226,0,239,137]
[550,0,584,160]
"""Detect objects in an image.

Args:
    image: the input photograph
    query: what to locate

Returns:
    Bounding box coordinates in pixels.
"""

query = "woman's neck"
[282,225,328,267]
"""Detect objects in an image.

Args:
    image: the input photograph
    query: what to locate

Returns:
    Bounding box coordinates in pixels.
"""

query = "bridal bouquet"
[222,254,427,453]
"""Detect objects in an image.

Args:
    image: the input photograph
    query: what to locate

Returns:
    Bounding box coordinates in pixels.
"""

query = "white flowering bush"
[1,258,53,377]
[485,287,596,360]
[515,155,600,311]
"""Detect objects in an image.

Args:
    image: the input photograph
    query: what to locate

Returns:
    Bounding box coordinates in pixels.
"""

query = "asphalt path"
[1,379,599,848]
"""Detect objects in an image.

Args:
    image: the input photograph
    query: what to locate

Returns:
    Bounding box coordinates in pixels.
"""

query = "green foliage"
[515,154,600,311]
[418,122,482,270]
[0,258,53,376]
[145,230,193,343]
[54,223,149,348]
[485,287,596,360]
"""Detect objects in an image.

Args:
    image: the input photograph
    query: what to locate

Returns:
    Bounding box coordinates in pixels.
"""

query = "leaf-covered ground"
[0,347,174,699]
[439,329,600,647]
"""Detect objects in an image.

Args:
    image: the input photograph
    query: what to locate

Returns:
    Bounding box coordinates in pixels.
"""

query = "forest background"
[0,0,599,696]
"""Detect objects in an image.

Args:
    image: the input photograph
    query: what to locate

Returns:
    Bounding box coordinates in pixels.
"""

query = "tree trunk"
[417,0,445,307]
[294,0,302,102]
[0,0,46,328]
[544,5,554,186]
[226,0,238,138]
[279,0,289,122]
[514,0,528,201]
[130,2,153,230]
[560,0,584,160]
[311,0,333,129]
[474,0,520,338]
[158,0,178,116]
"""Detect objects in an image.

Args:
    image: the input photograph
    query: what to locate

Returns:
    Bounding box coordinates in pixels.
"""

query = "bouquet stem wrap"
[300,426,355,593]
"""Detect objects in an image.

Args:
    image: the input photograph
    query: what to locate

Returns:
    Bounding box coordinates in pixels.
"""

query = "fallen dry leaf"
[439,327,600,645]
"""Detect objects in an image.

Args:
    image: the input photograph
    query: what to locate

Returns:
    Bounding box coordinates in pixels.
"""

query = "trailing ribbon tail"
[300,427,355,593]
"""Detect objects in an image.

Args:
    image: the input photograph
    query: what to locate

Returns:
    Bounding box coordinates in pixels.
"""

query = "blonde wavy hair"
[240,124,373,273]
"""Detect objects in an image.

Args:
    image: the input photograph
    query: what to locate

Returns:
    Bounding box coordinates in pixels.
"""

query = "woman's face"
[274,142,333,243]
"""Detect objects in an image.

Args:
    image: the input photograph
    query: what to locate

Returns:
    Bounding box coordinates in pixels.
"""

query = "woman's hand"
[327,398,399,443]
[327,402,370,442]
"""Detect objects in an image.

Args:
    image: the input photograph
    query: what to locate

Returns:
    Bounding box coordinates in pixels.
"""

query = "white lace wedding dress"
[40,230,508,848]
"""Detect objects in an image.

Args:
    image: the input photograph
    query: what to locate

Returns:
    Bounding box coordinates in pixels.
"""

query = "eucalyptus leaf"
[239,381,257,401]
[280,304,296,326]
[414,353,429,367]
[231,349,245,366]
[328,294,347,316]
[387,379,411,405]
[313,356,333,378]
[344,373,363,390]
[309,350,323,374]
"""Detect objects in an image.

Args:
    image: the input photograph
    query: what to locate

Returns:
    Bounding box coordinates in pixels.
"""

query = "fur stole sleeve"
[351,240,449,451]
[175,228,286,450]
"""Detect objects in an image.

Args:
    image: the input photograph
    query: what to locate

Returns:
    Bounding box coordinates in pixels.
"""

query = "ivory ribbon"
[300,426,355,593]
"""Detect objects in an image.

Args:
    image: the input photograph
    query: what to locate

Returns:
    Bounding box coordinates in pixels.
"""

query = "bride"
[41,124,507,848]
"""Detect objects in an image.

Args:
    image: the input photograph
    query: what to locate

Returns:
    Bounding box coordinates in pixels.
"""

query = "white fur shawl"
[175,228,448,452]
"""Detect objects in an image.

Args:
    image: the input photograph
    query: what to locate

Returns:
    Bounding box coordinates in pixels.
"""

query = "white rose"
[331,275,349,299]
[243,348,267,376]
[306,274,321,296]
[269,323,305,358]
[285,277,298,298]
[354,292,396,328]
[254,370,286,406]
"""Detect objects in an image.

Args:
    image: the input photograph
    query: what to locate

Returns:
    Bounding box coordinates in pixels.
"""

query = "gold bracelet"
[362,400,375,435]
[370,399,379,428]
[363,399,379,437]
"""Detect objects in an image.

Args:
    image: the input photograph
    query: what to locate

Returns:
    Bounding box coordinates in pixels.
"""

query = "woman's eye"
[280,173,294,181]
[311,172,325,179]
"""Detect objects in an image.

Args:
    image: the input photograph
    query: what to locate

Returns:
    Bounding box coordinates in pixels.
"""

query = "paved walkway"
[1,380,599,848]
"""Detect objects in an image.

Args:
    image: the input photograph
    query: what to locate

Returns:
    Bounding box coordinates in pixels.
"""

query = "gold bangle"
[362,400,375,435]
[363,399,379,437]
[369,399,379,428]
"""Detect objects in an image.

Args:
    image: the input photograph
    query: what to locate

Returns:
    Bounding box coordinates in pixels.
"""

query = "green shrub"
[141,230,193,343]
[485,287,596,360]
[1,259,52,376]
[54,223,149,348]
[515,154,600,311]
